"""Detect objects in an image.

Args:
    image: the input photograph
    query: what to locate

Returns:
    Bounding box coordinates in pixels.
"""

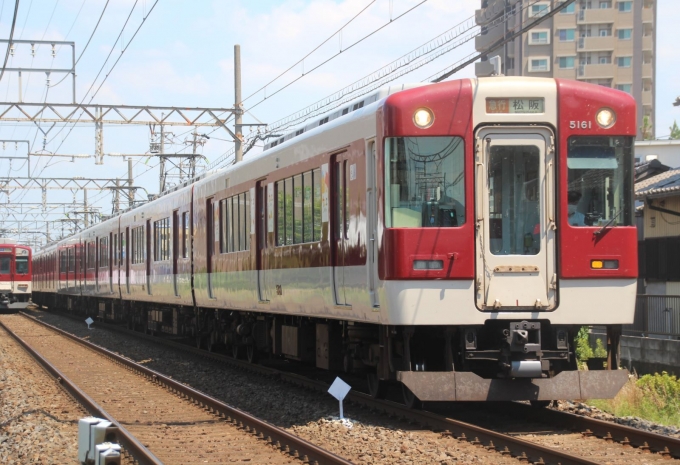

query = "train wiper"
[594,209,623,236]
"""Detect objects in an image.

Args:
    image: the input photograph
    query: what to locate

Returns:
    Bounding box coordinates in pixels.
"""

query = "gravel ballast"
[0,322,86,464]
[28,309,519,464]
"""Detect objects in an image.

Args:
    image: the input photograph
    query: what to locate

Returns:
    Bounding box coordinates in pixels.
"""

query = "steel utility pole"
[234,44,243,164]
[159,118,166,193]
[128,158,134,208]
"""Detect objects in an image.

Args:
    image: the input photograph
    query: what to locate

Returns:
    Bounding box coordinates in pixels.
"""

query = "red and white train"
[32,77,636,405]
[0,240,32,305]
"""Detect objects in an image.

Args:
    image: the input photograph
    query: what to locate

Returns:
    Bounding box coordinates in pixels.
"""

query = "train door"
[146,220,152,295]
[256,181,270,302]
[475,127,557,311]
[125,227,130,294]
[366,140,379,308]
[206,198,215,299]
[110,232,114,292]
[332,152,350,306]
[172,210,179,297]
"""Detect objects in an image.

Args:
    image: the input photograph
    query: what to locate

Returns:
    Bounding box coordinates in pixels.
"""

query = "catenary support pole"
[234,44,243,164]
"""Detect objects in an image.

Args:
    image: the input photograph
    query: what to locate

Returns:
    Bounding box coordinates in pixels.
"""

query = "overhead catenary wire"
[242,0,378,104]
[0,0,21,83]
[50,0,111,89]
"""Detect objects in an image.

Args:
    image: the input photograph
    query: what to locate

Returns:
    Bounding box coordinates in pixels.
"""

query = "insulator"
[31,43,35,57]
[10,44,14,56]
[51,44,56,57]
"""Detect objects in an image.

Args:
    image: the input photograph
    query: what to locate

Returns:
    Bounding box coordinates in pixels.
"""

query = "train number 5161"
[569,120,592,129]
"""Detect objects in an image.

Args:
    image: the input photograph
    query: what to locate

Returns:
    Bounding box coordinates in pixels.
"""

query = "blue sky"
[0,0,676,243]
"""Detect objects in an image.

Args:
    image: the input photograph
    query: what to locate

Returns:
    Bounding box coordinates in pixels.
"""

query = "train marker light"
[596,108,616,128]
[328,377,352,420]
[413,108,434,128]
[591,260,618,269]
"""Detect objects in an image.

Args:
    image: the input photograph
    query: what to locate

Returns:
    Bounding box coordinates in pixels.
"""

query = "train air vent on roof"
[319,117,329,126]
[278,138,284,145]
[296,129,304,136]
[352,101,364,111]
[271,140,278,147]
[342,108,349,115]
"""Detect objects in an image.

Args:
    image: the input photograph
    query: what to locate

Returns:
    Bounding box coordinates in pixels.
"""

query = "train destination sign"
[486,97,544,114]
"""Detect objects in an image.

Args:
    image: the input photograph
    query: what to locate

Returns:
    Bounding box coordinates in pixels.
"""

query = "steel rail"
[500,402,679,459]
[0,318,163,465]
[18,312,352,465]
[36,310,599,465]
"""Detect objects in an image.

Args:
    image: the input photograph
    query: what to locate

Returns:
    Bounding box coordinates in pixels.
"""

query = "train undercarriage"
[33,291,628,406]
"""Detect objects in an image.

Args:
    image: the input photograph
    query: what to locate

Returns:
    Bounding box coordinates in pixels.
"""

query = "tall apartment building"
[475,0,656,138]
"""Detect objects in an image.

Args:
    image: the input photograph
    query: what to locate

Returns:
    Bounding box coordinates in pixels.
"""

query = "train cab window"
[385,136,465,228]
[0,256,10,274]
[567,136,633,227]
[16,257,28,274]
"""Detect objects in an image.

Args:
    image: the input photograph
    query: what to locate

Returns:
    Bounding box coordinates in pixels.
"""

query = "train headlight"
[596,108,616,128]
[413,108,434,129]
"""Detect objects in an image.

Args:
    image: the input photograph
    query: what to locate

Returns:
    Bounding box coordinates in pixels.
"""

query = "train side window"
[227,196,235,252]
[239,193,247,251]
[385,136,465,228]
[285,178,294,245]
[293,174,303,244]
[313,169,322,241]
[99,237,109,268]
[131,226,145,264]
[243,191,250,251]
[303,171,313,242]
[154,218,171,261]
[276,180,286,246]
[0,256,10,274]
[182,212,189,258]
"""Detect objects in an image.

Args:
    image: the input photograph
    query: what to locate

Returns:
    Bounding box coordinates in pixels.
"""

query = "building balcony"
[642,6,654,24]
[475,0,506,25]
[642,62,653,79]
[577,8,616,24]
[642,91,652,106]
[643,34,653,51]
[475,22,504,52]
[577,35,616,51]
[577,63,616,79]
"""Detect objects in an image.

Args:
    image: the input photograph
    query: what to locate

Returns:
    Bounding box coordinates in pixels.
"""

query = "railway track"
[0,313,352,465]
[25,308,680,465]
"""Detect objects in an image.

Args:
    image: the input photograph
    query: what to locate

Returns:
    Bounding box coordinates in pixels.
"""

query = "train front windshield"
[385,136,466,228]
[566,136,634,227]
[0,256,9,274]
[16,257,28,274]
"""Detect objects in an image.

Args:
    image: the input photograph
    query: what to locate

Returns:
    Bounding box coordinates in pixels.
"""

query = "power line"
[0,0,21,83]
[50,0,110,89]
[243,0,377,103]
[429,0,576,83]
[244,0,429,110]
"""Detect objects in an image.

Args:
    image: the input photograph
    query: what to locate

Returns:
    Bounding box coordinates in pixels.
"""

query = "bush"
[590,372,680,427]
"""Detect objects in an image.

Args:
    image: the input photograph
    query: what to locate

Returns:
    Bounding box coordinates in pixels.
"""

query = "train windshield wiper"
[594,209,623,236]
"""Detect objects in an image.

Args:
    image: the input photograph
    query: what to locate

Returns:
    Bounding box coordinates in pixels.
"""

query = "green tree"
[670,121,680,140]
[640,115,654,140]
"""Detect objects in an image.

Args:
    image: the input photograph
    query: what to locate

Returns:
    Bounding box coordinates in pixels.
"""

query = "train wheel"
[231,341,241,359]
[401,384,422,409]
[246,342,258,364]
[367,372,388,399]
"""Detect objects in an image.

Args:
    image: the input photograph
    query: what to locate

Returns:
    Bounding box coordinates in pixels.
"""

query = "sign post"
[327,377,352,419]
[85,317,94,330]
